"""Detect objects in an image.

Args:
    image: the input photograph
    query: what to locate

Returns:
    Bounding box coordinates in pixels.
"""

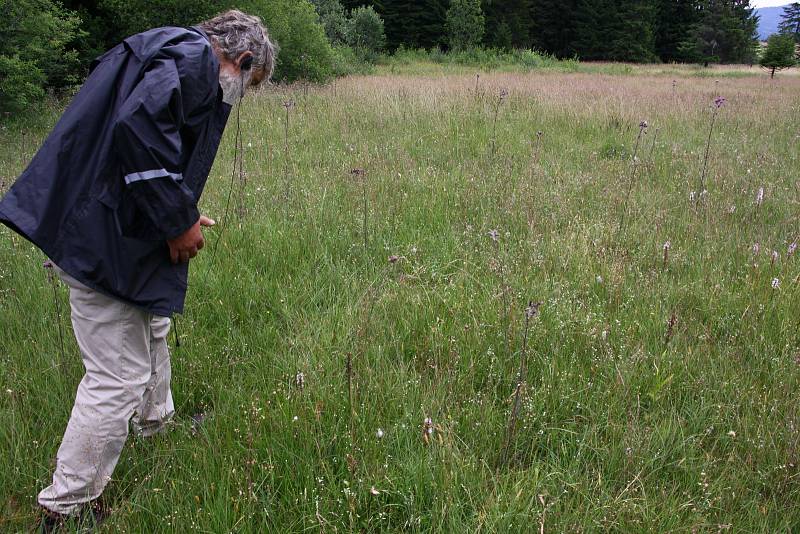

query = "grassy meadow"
[1,63,800,532]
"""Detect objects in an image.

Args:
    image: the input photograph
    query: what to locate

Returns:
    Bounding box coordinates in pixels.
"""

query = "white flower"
[663,241,671,251]
[772,278,780,289]
[292,415,299,422]
[789,242,797,256]
[423,417,434,435]
[756,187,764,206]
[376,428,384,439]
[772,250,779,264]
[752,243,760,256]
[689,191,697,202]
[596,275,603,284]
[727,430,736,438]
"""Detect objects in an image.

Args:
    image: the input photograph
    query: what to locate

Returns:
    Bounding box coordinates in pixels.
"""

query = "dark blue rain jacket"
[0,26,232,316]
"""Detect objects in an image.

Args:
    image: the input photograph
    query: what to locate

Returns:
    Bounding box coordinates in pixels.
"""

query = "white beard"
[219,70,251,105]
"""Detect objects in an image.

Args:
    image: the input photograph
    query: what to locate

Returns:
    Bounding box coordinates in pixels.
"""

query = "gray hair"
[200,10,278,82]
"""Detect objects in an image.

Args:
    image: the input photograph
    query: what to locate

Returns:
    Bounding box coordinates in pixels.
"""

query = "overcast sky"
[750,0,789,7]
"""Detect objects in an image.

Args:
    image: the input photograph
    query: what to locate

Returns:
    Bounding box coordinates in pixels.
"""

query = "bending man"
[0,9,276,525]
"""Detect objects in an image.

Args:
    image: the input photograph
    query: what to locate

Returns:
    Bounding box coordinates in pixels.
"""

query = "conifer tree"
[760,33,797,77]
[779,2,800,44]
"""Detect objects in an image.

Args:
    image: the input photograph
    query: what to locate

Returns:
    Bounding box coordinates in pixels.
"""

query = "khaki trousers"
[38,266,174,515]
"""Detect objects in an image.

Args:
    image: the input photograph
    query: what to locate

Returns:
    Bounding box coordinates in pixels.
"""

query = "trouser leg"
[131,315,174,437]
[38,268,152,516]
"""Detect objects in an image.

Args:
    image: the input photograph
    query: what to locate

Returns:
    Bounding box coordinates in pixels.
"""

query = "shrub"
[347,6,385,54]
[311,0,349,46]
[98,0,334,83]
[0,0,84,113]
[330,45,375,77]
[98,0,219,43]
[238,0,334,82]
[383,46,573,73]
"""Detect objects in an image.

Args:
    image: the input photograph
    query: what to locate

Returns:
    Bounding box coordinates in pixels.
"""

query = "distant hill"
[756,4,790,40]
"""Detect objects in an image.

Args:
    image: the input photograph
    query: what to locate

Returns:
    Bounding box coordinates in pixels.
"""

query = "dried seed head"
[488,229,499,242]
[639,120,648,130]
[772,278,780,289]
[752,243,760,256]
[388,255,400,264]
[525,301,542,320]
[350,168,366,178]
[789,242,797,256]
[422,417,434,444]
[294,371,305,389]
[756,187,764,206]
[282,99,295,109]
[714,96,727,108]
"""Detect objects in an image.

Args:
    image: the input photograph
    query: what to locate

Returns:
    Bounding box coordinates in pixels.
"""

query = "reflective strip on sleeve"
[124,169,183,185]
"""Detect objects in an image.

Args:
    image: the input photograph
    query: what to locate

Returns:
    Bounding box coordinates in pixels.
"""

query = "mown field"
[1,63,799,532]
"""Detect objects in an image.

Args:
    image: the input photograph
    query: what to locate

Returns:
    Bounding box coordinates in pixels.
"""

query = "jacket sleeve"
[113,56,206,240]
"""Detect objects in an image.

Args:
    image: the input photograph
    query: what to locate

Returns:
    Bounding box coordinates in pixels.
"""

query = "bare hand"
[167,216,215,264]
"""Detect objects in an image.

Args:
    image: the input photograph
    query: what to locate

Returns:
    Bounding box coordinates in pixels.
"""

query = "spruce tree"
[760,33,797,77]
[655,0,701,62]
[482,0,535,49]
[779,3,800,44]
[371,0,448,49]
[571,0,606,60]
[608,0,658,62]
[446,0,485,51]
[529,0,578,58]
[679,0,758,65]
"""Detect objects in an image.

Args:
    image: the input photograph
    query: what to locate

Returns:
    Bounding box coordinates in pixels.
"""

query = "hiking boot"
[38,501,109,533]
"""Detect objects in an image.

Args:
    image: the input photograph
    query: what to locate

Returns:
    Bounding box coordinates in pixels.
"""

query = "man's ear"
[236,51,255,71]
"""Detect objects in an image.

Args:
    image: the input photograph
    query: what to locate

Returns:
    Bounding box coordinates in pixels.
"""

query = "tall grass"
[1,66,799,531]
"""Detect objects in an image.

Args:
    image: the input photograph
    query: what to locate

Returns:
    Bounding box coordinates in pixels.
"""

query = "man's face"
[218,67,254,105]
[249,67,267,88]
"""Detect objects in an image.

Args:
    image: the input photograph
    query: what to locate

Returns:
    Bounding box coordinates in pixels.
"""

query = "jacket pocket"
[97,187,160,241]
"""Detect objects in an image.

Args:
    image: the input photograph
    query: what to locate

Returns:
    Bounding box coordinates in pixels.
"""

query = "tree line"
[2,0,797,114]
[341,0,761,64]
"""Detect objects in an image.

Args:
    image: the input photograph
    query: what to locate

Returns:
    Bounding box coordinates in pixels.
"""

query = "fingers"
[199,216,216,227]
